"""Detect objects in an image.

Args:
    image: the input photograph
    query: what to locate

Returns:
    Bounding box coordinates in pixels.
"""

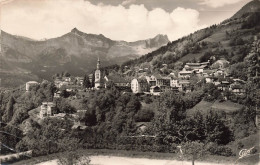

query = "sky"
[0,0,251,42]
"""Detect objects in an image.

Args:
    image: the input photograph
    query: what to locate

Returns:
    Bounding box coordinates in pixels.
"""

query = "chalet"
[131,78,148,94]
[54,113,67,118]
[171,87,179,92]
[77,109,88,113]
[214,69,225,76]
[61,77,72,82]
[230,84,245,95]
[39,102,56,119]
[146,75,156,86]
[217,81,230,91]
[26,81,39,91]
[146,74,170,88]
[203,69,214,76]
[170,77,181,88]
[75,77,84,86]
[229,80,246,95]
[54,79,62,87]
[184,61,210,70]
[54,91,61,98]
[104,75,129,88]
[233,79,246,84]
[178,69,193,79]
[154,75,170,86]
[160,85,172,92]
[205,77,217,83]
[169,72,177,77]
[179,80,190,91]
[55,81,69,88]
[193,68,204,75]
[185,87,192,93]
[150,86,161,96]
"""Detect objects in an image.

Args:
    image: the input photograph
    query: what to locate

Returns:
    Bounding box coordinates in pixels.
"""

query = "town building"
[75,77,84,86]
[39,102,56,118]
[178,69,193,79]
[229,85,246,95]
[131,78,148,93]
[150,86,161,95]
[184,61,210,70]
[25,81,39,91]
[94,58,103,89]
[54,91,61,98]
[147,74,170,87]
[104,75,129,88]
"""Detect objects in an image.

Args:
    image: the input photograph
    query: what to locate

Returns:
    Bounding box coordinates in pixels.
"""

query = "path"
[36,155,228,165]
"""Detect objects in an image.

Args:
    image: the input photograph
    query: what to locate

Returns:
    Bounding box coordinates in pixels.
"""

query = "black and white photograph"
[0,0,259,164]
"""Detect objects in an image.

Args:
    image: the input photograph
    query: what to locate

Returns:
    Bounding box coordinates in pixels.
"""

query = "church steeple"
[97,57,100,70]
[94,57,102,89]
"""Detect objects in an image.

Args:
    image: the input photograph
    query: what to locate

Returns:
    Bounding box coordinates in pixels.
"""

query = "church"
[94,58,103,89]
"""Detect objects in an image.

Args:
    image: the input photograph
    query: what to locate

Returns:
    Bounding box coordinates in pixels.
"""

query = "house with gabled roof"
[26,81,39,91]
[39,102,56,119]
[104,74,130,88]
[131,78,148,94]
[178,69,194,79]
[150,86,161,95]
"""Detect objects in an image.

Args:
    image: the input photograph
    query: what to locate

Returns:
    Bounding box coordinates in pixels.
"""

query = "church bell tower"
[94,57,102,89]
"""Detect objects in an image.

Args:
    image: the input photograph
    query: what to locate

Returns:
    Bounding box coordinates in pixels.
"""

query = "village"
[22,52,250,133]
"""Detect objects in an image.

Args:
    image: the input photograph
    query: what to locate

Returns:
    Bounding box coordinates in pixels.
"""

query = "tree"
[57,151,91,165]
[204,110,232,144]
[57,99,75,114]
[182,141,205,165]
[135,108,154,122]
[91,74,95,88]
[3,96,15,122]
[83,75,91,88]
[63,71,71,77]
[199,51,212,62]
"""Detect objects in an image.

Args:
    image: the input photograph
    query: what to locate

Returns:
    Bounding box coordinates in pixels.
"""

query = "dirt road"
[36,155,228,165]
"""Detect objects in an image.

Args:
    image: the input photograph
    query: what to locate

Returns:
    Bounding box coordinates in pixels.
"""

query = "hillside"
[0,28,169,87]
[122,0,260,75]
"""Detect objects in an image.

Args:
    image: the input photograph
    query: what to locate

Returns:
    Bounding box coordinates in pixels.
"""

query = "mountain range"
[122,0,260,73]
[0,28,169,87]
[1,0,260,88]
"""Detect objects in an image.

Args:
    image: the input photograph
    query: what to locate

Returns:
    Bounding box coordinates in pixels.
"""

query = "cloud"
[199,0,243,8]
[122,0,136,6]
[1,0,205,41]
[0,0,15,5]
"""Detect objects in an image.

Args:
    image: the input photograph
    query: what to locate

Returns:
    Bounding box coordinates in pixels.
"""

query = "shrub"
[57,151,91,165]
[206,143,234,156]
[135,108,154,122]
[144,96,153,104]
[237,141,244,149]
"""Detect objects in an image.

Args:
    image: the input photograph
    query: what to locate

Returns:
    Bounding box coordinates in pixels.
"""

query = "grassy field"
[187,100,244,116]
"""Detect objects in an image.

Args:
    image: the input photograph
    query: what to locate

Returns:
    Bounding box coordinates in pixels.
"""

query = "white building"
[39,102,56,118]
[131,78,148,93]
[178,69,193,79]
[26,81,39,91]
[95,58,103,89]
[54,91,61,98]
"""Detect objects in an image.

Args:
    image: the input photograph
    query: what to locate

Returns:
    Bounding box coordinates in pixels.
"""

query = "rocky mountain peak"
[153,34,169,43]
